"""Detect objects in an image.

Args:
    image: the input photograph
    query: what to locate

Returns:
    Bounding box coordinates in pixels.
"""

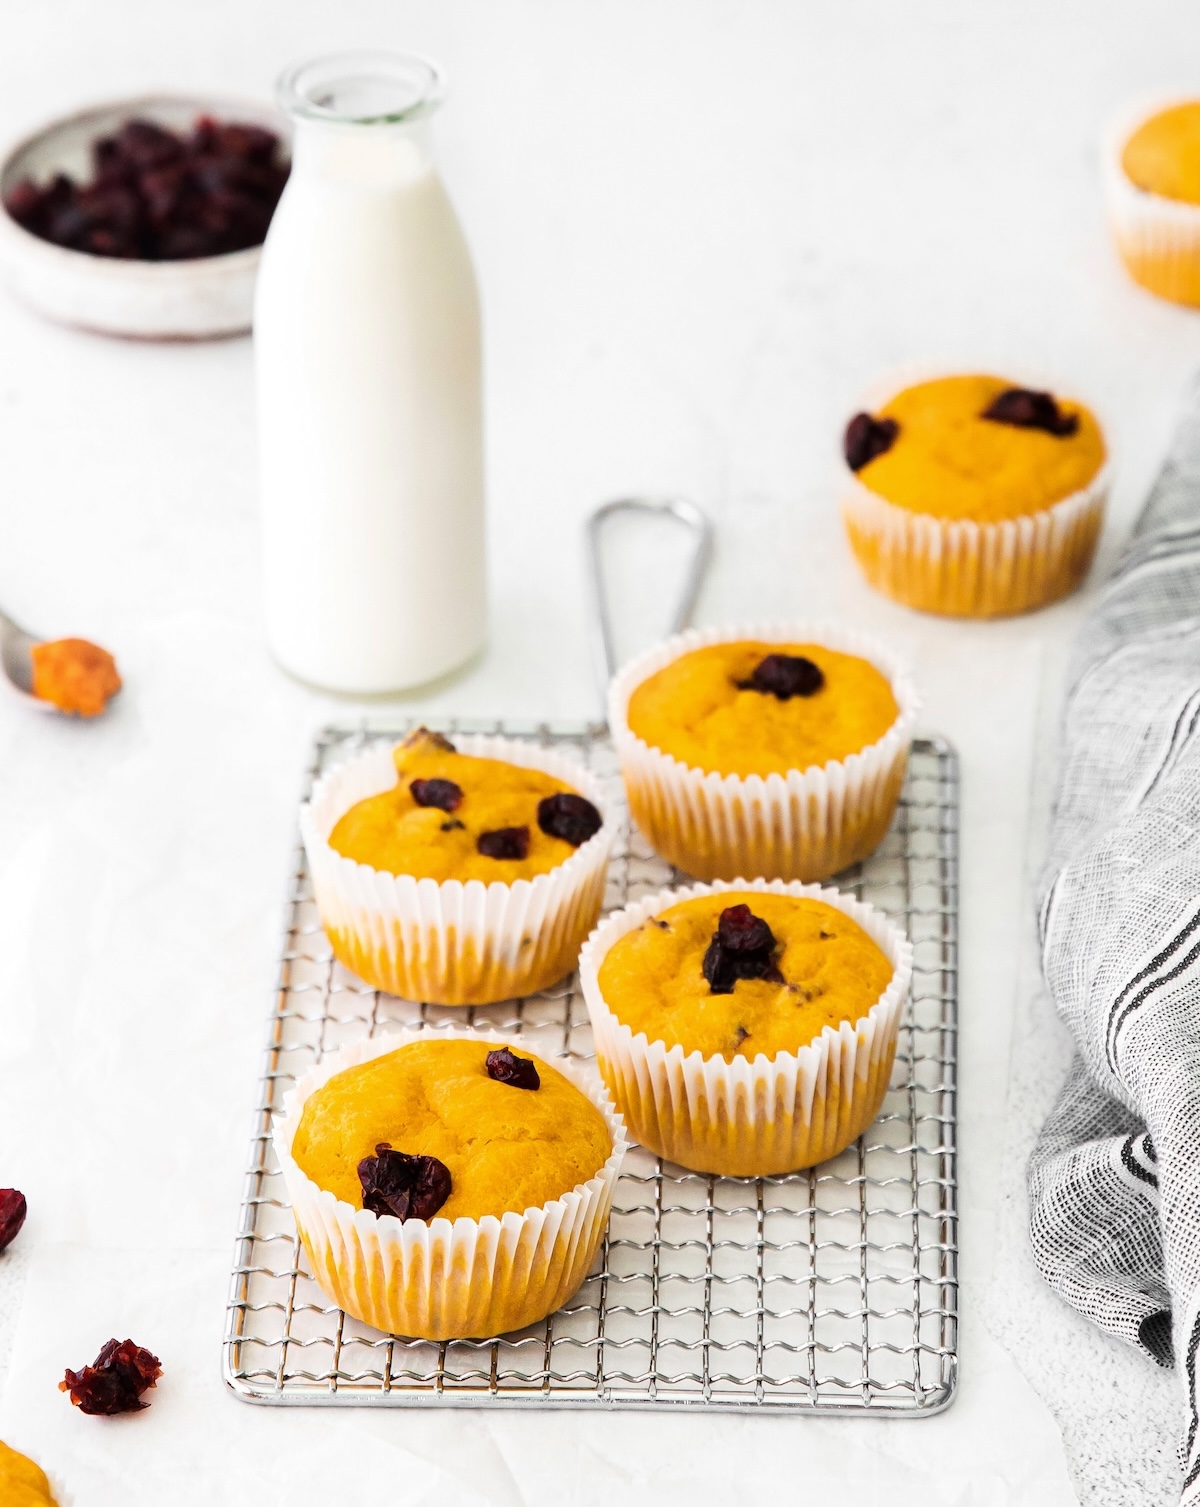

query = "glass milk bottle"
[256,51,486,693]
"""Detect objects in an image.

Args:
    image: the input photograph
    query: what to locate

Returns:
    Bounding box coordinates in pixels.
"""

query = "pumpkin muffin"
[580,880,911,1176]
[0,1441,58,1507]
[841,373,1109,616]
[610,624,917,883]
[1107,99,1200,307]
[302,728,614,1004]
[275,1032,627,1339]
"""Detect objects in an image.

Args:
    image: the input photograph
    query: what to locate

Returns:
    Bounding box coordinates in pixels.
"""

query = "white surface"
[0,2,1196,1503]
[258,101,486,692]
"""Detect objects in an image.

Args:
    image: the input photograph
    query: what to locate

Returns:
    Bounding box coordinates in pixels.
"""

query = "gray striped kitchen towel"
[1029,375,1200,1499]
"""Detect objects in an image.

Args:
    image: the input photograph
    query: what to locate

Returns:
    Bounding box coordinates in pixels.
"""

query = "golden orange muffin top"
[0,1441,58,1507]
[1122,102,1200,205]
[328,728,603,883]
[625,640,899,778]
[846,375,1105,522]
[598,892,893,1061]
[292,1038,612,1222]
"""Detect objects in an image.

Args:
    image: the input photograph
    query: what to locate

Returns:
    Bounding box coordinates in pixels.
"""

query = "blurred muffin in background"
[1107,98,1200,307]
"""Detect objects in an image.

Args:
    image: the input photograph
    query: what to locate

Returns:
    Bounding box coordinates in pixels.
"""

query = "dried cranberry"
[537,792,603,847]
[981,388,1078,438]
[477,826,530,861]
[0,1188,26,1252]
[411,777,463,813]
[717,903,776,954]
[702,937,739,994]
[440,818,465,832]
[844,412,899,471]
[60,1338,162,1415]
[702,905,783,993]
[485,1047,541,1090]
[3,113,289,261]
[737,653,824,700]
[357,1144,452,1222]
[759,960,785,984]
[112,120,181,171]
[3,180,40,223]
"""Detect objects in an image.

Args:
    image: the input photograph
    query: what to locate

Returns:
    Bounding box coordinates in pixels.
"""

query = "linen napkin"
[1029,375,1200,1500]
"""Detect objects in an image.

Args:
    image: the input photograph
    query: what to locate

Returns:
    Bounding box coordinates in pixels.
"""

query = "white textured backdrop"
[0,3,1196,1503]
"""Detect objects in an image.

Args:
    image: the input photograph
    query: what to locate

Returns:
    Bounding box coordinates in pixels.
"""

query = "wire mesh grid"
[224,719,958,1415]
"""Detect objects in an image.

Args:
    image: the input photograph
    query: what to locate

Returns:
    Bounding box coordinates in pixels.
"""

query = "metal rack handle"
[584,496,713,714]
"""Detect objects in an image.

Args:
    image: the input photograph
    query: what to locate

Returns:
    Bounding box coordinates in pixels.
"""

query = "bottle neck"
[277,50,443,187]
[288,115,434,186]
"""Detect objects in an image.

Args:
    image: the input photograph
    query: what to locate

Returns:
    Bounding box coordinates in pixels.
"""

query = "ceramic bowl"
[0,92,289,340]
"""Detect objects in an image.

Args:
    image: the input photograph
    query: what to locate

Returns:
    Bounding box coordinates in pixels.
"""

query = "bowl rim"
[0,89,289,276]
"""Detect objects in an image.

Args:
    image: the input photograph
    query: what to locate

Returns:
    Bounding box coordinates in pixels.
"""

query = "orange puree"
[856,375,1105,522]
[293,1038,611,1220]
[597,892,893,1061]
[625,641,898,778]
[1122,102,1200,205]
[30,637,121,717]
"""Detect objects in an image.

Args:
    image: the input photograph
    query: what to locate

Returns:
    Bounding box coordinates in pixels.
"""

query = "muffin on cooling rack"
[301,727,615,1005]
[580,878,911,1176]
[274,1031,628,1339]
[840,373,1109,617]
[609,624,917,883]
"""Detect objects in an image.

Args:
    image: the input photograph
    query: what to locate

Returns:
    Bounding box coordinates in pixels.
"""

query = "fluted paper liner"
[273,1029,628,1340]
[1105,97,1200,309]
[609,621,918,883]
[301,734,615,1005]
[580,878,912,1177]
[840,371,1110,617]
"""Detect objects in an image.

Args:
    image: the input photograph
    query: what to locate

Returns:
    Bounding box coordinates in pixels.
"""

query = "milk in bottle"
[256,51,486,693]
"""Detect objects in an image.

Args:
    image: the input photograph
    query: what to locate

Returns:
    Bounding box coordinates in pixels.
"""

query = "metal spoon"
[0,608,37,699]
[584,495,713,714]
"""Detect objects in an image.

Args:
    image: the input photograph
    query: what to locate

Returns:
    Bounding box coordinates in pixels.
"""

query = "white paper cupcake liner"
[273,1028,628,1340]
[579,877,912,1176]
[1104,96,1200,309]
[301,734,616,1005]
[608,620,918,883]
[839,370,1110,617]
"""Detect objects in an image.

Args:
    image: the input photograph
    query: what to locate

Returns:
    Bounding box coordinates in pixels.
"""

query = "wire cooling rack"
[223,720,958,1414]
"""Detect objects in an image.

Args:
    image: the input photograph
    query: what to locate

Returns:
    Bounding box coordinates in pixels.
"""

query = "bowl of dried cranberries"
[0,93,290,339]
